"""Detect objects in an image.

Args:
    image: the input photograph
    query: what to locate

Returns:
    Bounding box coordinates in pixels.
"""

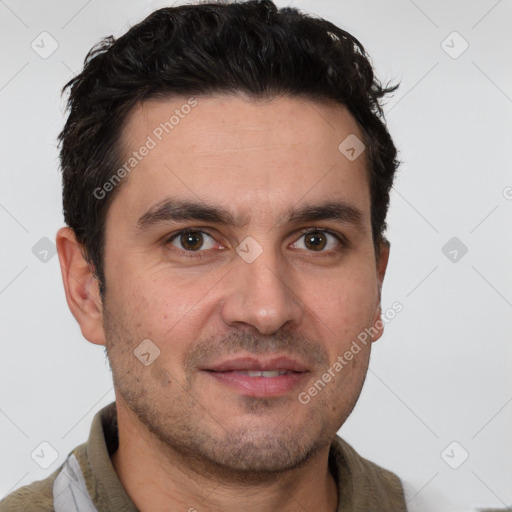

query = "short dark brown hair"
[58,0,399,299]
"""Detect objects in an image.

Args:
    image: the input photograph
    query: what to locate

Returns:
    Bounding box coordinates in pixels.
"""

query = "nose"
[220,247,303,335]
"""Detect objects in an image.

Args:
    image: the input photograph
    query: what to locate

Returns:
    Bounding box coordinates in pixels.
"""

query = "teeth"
[237,370,289,377]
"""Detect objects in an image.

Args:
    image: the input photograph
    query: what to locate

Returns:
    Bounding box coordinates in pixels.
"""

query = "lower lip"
[204,371,308,397]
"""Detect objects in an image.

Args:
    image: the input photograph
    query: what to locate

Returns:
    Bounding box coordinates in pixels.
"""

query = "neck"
[111,402,339,512]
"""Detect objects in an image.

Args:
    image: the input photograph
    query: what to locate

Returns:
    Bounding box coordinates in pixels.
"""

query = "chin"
[202,437,323,477]
[202,420,331,474]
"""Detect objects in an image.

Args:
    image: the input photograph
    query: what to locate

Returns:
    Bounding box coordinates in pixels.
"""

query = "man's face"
[101,94,387,475]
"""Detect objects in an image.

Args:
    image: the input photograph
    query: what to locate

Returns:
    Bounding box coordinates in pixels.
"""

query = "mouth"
[226,370,293,377]
[201,356,310,398]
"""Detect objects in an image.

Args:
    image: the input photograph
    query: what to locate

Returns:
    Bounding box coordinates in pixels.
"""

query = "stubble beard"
[102,306,367,483]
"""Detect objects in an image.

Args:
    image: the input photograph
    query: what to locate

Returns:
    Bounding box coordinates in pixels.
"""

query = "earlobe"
[371,239,391,343]
[370,303,385,343]
[377,238,390,292]
[56,227,106,346]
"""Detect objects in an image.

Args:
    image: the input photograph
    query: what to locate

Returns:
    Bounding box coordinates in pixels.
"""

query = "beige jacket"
[0,402,408,511]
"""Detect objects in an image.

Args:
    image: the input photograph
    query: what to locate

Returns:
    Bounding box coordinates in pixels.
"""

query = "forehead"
[109,94,371,229]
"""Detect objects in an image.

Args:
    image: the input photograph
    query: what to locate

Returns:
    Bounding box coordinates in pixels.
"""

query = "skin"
[56,94,390,512]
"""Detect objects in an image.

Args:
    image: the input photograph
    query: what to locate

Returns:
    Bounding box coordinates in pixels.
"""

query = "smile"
[230,370,292,377]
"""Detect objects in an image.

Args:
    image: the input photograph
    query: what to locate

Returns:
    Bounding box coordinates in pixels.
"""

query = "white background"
[1,1,511,511]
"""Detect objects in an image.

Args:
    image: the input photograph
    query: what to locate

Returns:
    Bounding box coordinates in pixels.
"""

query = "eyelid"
[166,228,222,256]
[293,227,348,251]
[165,227,348,257]
[296,227,347,242]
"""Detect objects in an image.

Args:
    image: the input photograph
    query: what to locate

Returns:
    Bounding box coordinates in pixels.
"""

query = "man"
[1,1,409,510]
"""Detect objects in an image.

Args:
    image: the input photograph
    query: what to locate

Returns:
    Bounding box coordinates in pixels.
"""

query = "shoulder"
[331,435,407,510]
[333,435,403,485]
[0,467,60,512]
[0,442,88,512]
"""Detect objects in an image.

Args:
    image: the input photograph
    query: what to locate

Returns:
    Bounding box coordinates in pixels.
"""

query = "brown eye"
[168,230,217,252]
[180,232,203,251]
[290,230,342,253]
[304,231,327,251]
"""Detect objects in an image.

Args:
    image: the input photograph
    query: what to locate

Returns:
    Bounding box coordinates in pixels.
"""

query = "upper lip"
[202,355,309,373]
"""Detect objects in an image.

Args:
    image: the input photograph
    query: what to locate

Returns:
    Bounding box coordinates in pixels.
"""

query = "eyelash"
[165,228,348,259]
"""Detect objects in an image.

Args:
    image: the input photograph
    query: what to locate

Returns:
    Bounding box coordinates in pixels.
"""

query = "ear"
[56,227,106,346]
[370,239,391,343]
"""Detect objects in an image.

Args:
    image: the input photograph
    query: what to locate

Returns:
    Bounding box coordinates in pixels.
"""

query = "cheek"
[112,271,219,360]
[305,266,378,333]
[115,267,200,321]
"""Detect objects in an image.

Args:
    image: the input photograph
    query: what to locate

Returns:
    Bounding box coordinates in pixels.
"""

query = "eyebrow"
[135,197,365,232]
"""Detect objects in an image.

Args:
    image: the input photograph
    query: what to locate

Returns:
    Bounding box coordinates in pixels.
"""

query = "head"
[57,0,399,479]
